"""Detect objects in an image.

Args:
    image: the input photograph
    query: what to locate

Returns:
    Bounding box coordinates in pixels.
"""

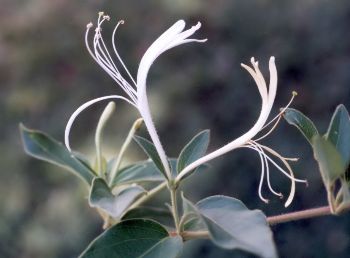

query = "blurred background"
[2,0,350,257]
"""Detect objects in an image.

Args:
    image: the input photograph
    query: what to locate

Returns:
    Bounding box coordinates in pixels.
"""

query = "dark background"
[1,0,350,257]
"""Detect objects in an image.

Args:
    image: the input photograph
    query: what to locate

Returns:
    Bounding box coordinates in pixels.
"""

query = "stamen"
[243,140,307,207]
[93,18,137,99]
[254,114,282,141]
[254,90,297,142]
[87,23,137,103]
[249,144,269,203]
[262,90,297,130]
[93,38,137,102]
[249,141,283,198]
[97,12,104,25]
[112,20,138,88]
[257,144,299,207]
[260,149,306,183]
[258,145,307,184]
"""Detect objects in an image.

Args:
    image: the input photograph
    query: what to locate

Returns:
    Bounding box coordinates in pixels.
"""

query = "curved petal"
[65,95,136,151]
[136,20,206,179]
[268,56,277,110]
[176,57,278,181]
[137,20,205,98]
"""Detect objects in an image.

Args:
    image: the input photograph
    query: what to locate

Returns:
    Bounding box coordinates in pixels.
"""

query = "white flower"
[64,13,306,206]
[64,12,206,180]
[175,57,307,207]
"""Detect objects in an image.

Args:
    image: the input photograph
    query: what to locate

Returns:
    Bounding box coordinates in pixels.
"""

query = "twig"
[178,203,350,241]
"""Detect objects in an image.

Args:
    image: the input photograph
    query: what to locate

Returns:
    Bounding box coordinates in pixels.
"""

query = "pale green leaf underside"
[20,124,95,184]
[177,130,210,173]
[312,135,346,185]
[197,195,277,258]
[325,104,350,166]
[111,160,165,187]
[89,178,145,218]
[283,108,319,144]
[133,136,167,178]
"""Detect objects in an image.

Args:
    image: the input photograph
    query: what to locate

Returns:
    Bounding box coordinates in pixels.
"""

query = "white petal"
[176,59,276,181]
[135,20,205,179]
[268,56,277,109]
[241,63,268,102]
[65,95,136,151]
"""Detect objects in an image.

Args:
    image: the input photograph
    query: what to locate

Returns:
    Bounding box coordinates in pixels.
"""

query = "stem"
[170,185,180,234]
[326,184,336,214]
[124,182,167,213]
[181,230,209,241]
[109,118,143,185]
[267,205,333,225]
[178,203,350,240]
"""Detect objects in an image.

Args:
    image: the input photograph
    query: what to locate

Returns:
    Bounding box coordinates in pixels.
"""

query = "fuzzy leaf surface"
[20,124,95,184]
[79,219,183,258]
[197,195,277,258]
[283,108,319,144]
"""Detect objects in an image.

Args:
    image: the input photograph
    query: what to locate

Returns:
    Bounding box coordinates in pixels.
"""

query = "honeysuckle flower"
[64,12,206,180]
[176,57,307,207]
[64,12,305,206]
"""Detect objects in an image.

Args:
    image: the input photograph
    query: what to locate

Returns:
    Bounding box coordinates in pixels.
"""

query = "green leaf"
[325,104,350,166]
[312,135,346,185]
[196,195,277,258]
[89,178,145,218]
[20,124,95,184]
[122,207,174,227]
[79,219,183,258]
[111,160,165,187]
[177,130,210,173]
[283,108,319,144]
[133,136,167,178]
[181,193,206,232]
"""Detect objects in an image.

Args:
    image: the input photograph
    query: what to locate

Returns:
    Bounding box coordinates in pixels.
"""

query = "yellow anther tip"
[134,118,144,130]
[292,91,298,96]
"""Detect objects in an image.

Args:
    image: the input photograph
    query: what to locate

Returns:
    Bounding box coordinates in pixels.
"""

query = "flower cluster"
[65,12,306,207]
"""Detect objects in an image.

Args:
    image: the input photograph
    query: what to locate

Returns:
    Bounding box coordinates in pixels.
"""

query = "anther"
[87,22,93,28]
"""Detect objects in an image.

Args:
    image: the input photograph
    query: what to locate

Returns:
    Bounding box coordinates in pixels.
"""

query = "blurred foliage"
[2,0,350,257]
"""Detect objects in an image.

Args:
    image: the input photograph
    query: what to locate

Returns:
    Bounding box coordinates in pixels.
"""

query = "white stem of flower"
[109,118,143,184]
[95,102,116,176]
